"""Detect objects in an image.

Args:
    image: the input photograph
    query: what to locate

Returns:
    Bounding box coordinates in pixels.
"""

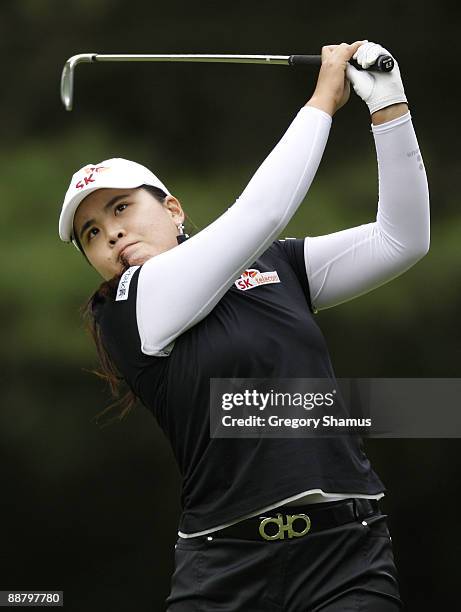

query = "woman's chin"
[131,254,153,266]
[120,250,153,268]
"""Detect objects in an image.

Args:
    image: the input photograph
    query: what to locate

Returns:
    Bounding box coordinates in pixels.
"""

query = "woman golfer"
[59,40,429,610]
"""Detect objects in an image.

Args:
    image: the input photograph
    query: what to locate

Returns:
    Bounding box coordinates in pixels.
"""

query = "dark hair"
[80,184,172,428]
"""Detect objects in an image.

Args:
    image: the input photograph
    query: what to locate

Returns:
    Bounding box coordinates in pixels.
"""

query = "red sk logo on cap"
[75,165,109,190]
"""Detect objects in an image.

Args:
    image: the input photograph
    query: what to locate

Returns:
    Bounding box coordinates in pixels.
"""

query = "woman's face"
[73,187,184,280]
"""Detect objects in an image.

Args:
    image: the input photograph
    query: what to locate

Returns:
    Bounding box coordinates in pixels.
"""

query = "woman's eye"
[88,227,99,241]
[86,203,128,242]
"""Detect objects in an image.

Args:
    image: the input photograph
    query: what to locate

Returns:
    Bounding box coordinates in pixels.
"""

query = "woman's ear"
[164,195,185,224]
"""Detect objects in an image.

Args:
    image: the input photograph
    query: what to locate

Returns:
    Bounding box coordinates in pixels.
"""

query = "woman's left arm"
[304,44,430,312]
[305,106,429,311]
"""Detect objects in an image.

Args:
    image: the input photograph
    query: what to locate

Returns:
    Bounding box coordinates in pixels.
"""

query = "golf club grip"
[288,54,394,72]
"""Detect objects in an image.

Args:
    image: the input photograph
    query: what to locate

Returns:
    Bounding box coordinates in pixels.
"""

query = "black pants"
[166,503,402,611]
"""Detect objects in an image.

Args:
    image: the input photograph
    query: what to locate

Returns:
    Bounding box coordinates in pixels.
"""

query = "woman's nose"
[108,230,125,245]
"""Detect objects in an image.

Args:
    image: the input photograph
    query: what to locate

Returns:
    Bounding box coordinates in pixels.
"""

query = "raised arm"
[136,42,366,355]
[303,43,430,312]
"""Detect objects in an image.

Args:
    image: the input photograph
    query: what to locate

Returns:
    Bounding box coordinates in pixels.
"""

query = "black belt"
[208,498,380,542]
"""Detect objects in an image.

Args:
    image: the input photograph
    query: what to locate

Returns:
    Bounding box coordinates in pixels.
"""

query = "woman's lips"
[119,242,140,263]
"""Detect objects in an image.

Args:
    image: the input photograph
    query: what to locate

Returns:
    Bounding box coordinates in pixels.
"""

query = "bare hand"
[306,41,367,116]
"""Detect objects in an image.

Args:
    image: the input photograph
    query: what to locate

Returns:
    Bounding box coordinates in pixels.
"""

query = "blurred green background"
[1,1,460,610]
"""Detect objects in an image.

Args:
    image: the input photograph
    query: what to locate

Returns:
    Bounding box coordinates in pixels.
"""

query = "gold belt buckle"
[258,513,311,541]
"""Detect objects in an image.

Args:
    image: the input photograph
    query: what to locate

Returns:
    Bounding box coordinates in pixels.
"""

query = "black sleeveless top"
[93,238,385,534]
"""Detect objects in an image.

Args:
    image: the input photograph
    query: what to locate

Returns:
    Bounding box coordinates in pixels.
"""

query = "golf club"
[60,52,394,111]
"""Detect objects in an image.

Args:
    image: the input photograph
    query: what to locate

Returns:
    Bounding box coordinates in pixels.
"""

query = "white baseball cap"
[59,157,171,251]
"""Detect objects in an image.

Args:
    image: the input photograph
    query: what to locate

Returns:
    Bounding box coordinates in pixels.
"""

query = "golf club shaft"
[61,53,394,111]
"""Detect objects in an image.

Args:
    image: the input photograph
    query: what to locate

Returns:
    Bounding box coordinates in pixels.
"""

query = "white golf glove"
[346,41,408,114]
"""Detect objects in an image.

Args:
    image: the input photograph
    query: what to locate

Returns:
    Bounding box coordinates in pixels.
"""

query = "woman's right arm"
[134,42,365,356]
[137,105,330,355]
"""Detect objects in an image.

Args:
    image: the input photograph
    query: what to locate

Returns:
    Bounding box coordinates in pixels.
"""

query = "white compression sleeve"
[304,111,430,312]
[136,106,332,356]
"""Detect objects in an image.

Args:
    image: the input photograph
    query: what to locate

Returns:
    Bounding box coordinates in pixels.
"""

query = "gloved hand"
[346,41,408,114]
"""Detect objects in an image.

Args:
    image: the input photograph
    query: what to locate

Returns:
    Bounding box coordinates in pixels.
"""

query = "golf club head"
[60,54,96,111]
